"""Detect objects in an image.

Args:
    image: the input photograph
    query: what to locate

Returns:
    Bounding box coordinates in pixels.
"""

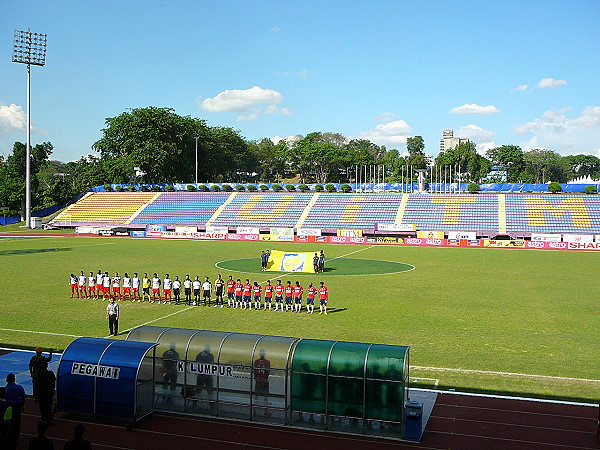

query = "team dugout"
[126,326,410,439]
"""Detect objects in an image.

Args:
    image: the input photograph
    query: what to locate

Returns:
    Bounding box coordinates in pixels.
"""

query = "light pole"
[12,29,47,228]
[194,136,199,184]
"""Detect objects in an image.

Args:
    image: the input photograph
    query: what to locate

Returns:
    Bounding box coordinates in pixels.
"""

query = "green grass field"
[1,234,599,402]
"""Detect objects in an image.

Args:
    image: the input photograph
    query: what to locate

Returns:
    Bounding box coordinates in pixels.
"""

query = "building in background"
[439,129,469,153]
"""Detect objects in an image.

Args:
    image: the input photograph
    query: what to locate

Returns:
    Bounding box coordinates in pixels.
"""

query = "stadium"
[2,184,599,448]
[2,3,600,447]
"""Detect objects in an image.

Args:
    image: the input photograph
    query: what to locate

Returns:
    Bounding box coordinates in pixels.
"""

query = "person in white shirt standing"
[122,273,132,301]
[96,270,104,298]
[192,276,201,306]
[87,272,96,299]
[151,273,162,304]
[131,272,141,302]
[163,274,172,304]
[112,272,122,301]
[202,276,212,306]
[172,276,182,305]
[183,275,192,305]
[77,271,87,299]
[103,271,111,300]
[106,297,119,336]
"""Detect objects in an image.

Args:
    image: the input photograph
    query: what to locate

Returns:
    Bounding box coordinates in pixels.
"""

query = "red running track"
[15,393,599,450]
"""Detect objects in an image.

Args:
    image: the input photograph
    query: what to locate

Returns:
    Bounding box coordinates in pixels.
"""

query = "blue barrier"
[92,182,600,194]
[0,214,21,226]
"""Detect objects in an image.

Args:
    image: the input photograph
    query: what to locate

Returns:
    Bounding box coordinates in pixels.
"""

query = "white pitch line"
[412,365,600,383]
[0,328,82,338]
[118,306,195,336]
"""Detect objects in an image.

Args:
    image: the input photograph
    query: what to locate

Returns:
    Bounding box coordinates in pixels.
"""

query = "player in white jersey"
[131,272,141,301]
[69,274,77,298]
[112,272,122,301]
[88,272,96,299]
[122,273,132,301]
[77,271,87,299]
[163,274,172,304]
[151,273,162,303]
[96,270,104,296]
[102,271,111,300]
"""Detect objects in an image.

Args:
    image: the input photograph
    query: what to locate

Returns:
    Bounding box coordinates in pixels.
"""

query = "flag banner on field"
[266,250,315,273]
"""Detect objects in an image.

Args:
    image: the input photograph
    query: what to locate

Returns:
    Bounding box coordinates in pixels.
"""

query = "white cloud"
[458,124,495,142]
[450,104,500,115]
[199,86,291,121]
[200,86,283,113]
[514,107,600,155]
[0,103,26,131]
[270,26,281,32]
[537,77,567,89]
[271,135,301,145]
[357,119,412,146]
[511,84,529,93]
[476,141,498,156]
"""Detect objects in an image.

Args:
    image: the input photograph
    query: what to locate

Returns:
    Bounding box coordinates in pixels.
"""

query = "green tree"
[522,149,570,183]
[485,145,525,182]
[563,154,600,180]
[93,106,211,183]
[406,135,425,155]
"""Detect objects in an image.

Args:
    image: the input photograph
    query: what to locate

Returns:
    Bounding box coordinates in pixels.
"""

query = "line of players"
[70,271,329,314]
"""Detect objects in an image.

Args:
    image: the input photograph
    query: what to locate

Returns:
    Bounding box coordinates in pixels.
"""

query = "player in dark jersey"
[214,274,225,308]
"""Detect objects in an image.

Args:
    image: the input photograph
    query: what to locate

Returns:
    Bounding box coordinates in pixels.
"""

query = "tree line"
[1,106,599,216]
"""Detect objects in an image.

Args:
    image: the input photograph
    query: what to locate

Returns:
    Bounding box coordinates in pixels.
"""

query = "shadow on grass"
[0,247,71,256]
[324,307,347,314]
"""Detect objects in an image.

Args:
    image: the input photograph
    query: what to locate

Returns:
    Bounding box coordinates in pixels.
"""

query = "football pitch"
[1,235,599,403]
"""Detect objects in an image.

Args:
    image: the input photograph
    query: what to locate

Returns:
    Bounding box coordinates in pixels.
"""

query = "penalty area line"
[412,365,600,383]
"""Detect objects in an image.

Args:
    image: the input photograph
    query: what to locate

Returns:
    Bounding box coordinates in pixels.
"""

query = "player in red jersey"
[284,281,293,312]
[274,280,284,312]
[253,282,262,310]
[227,275,236,308]
[318,281,328,315]
[306,282,317,314]
[263,280,274,311]
[234,279,243,309]
[293,281,303,313]
[242,279,252,310]
[253,349,271,416]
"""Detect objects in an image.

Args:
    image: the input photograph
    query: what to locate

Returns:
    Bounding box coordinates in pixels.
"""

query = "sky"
[1,1,599,163]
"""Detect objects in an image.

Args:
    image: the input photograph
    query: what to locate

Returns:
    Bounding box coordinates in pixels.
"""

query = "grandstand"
[50,191,600,236]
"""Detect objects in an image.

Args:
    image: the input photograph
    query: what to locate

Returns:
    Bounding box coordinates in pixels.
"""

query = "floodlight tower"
[12,29,47,228]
